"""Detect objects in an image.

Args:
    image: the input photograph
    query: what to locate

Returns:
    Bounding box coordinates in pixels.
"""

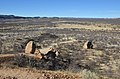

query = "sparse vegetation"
[0,17,120,79]
[80,69,99,79]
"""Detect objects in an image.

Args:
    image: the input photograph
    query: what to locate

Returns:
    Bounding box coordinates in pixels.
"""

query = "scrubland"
[0,18,120,79]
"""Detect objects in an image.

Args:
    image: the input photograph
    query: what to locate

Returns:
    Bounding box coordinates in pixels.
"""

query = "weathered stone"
[83,40,93,49]
[83,41,88,49]
[34,49,43,59]
[44,47,59,60]
[25,41,36,54]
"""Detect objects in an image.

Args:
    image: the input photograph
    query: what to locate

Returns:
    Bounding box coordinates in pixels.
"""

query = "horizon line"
[0,14,120,19]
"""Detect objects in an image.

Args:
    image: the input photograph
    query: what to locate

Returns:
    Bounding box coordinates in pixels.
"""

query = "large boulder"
[25,41,36,54]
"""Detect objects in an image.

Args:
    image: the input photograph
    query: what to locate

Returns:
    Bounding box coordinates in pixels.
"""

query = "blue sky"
[0,0,120,18]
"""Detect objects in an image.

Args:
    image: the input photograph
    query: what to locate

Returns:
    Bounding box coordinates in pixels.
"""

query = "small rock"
[83,40,93,49]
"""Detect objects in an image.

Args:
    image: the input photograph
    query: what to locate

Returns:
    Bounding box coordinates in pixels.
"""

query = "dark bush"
[14,54,29,67]
[13,54,71,70]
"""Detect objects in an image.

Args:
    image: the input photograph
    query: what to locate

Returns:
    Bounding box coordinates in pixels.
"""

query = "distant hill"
[0,15,27,19]
[0,15,40,19]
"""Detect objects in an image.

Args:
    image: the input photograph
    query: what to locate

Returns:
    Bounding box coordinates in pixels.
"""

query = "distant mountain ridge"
[0,14,120,19]
[0,15,26,19]
[0,14,120,25]
[0,15,40,19]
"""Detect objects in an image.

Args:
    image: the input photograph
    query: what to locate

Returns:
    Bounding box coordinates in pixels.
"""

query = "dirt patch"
[57,24,113,30]
[0,67,81,79]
